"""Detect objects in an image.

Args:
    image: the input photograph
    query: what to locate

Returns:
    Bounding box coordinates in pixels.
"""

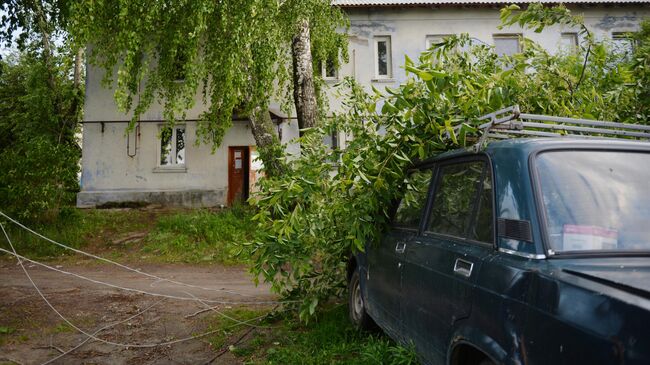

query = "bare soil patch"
[0,259,275,365]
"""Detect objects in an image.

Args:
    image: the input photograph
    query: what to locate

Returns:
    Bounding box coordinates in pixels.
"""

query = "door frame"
[227,146,250,206]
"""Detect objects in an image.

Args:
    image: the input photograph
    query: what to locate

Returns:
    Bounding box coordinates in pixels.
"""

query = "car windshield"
[536,150,650,254]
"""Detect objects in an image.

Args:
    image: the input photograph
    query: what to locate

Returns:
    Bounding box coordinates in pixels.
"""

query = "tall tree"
[68,0,348,176]
[292,19,318,134]
[1,0,84,142]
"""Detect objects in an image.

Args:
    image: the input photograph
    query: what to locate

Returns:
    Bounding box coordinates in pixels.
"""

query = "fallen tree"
[246,4,650,320]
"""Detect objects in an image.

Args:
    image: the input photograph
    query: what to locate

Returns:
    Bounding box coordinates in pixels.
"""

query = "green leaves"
[71,0,348,149]
[247,6,650,322]
[0,52,81,222]
[404,65,446,81]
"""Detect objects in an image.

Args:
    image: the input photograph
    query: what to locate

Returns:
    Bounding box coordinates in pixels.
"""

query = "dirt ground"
[0,259,276,365]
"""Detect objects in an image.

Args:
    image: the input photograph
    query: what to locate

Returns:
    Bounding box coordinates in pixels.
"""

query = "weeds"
[203,304,419,364]
[0,206,253,265]
[142,205,254,264]
[0,208,150,258]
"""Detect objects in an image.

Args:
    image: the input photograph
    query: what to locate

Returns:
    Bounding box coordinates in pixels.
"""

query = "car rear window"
[536,150,650,253]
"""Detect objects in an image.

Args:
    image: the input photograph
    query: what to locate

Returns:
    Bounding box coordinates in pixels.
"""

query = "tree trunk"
[249,107,286,177]
[31,0,55,89]
[291,18,318,136]
[73,48,84,89]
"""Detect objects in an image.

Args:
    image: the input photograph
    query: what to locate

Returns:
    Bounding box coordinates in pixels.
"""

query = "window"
[374,36,392,78]
[323,131,338,150]
[559,32,578,52]
[322,59,338,80]
[612,32,635,58]
[427,161,493,243]
[493,34,521,57]
[159,125,186,166]
[425,34,453,50]
[536,151,650,253]
[393,169,433,229]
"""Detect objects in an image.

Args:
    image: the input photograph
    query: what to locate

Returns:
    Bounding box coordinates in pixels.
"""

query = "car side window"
[427,160,493,243]
[393,169,433,229]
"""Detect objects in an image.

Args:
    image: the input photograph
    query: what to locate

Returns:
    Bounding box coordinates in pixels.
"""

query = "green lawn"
[206,304,418,365]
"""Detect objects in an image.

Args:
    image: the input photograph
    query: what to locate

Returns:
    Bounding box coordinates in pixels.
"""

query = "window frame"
[492,33,522,57]
[611,31,636,57]
[422,155,496,247]
[321,59,339,81]
[425,34,454,50]
[559,32,579,52]
[156,124,187,171]
[373,35,393,79]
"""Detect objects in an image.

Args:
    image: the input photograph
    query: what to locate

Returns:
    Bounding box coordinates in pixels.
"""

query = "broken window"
[374,36,392,78]
[160,125,186,166]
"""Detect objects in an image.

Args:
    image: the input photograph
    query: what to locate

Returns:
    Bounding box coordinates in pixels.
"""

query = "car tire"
[348,269,376,331]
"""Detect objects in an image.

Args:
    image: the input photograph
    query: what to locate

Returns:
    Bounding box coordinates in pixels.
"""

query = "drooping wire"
[1,224,274,349]
[0,210,252,297]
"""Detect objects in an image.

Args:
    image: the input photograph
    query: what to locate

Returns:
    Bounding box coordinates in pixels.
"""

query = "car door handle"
[453,258,474,278]
[395,242,407,254]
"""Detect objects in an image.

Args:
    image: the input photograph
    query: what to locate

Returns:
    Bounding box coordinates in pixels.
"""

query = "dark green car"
[348,138,650,365]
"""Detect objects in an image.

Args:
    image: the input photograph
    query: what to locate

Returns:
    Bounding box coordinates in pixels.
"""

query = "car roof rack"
[474,105,650,150]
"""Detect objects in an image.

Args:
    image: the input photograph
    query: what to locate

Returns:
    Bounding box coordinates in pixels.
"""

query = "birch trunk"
[73,48,84,89]
[291,18,318,135]
[249,107,286,177]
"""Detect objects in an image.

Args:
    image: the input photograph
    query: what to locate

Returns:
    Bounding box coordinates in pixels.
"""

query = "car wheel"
[348,269,376,331]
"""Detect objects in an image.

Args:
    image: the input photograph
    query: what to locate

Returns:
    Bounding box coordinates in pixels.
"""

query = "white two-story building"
[78,0,650,208]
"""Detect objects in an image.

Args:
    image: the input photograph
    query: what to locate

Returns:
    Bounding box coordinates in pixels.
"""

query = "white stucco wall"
[79,4,649,206]
[324,5,650,112]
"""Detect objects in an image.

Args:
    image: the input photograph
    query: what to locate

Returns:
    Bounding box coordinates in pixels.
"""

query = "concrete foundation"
[77,189,226,208]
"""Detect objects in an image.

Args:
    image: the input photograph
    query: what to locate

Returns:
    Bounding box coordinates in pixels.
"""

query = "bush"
[0,51,81,222]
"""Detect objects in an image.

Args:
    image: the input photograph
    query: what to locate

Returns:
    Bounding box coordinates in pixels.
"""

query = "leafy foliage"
[247,5,650,319]
[0,51,81,221]
[0,0,71,50]
[68,0,348,148]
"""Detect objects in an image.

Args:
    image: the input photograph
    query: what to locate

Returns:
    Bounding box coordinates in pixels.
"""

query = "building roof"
[333,0,650,5]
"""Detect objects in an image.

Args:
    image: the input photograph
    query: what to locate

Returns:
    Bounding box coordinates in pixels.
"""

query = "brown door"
[228,146,250,206]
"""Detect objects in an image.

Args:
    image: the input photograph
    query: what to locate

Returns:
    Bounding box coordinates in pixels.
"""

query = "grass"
[203,304,419,365]
[0,326,15,346]
[0,205,254,265]
[0,207,152,258]
[141,204,254,264]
